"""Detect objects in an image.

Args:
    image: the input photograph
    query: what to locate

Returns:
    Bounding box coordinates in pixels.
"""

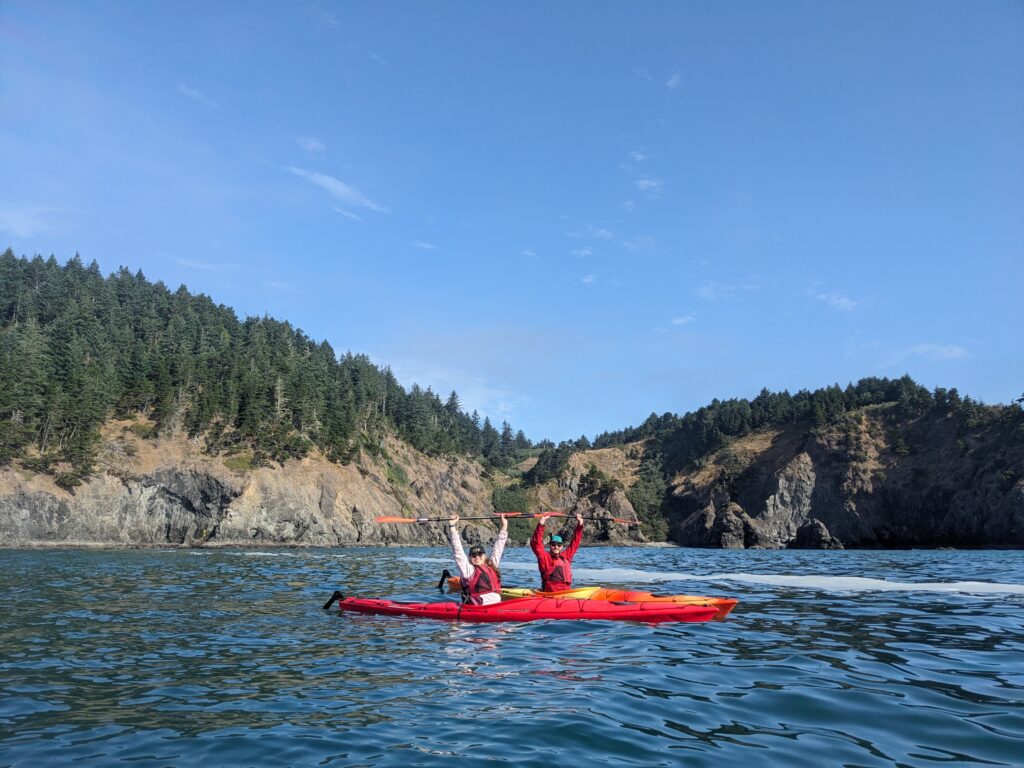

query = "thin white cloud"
[635,176,663,198]
[629,150,649,163]
[410,241,436,250]
[370,52,390,68]
[671,315,695,325]
[621,235,656,252]
[263,280,300,294]
[287,166,389,213]
[317,11,341,29]
[667,71,683,90]
[384,357,529,423]
[566,224,615,241]
[177,83,219,108]
[571,247,593,258]
[697,281,761,301]
[522,249,538,258]
[632,68,654,81]
[0,208,52,238]
[333,207,362,221]
[581,274,597,285]
[909,343,969,360]
[297,136,325,155]
[816,291,860,311]
[622,200,637,212]
[175,258,233,272]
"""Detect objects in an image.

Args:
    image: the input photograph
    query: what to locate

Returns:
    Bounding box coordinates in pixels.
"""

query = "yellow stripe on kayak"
[500,586,738,620]
[500,587,601,599]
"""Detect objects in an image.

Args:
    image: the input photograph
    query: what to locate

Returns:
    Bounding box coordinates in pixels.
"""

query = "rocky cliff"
[0,417,499,547]
[665,405,1024,548]
[0,420,642,548]
[5,405,1020,550]
[529,447,647,546]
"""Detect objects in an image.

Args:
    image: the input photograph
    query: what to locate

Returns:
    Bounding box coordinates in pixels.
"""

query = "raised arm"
[491,516,509,565]
[530,516,548,558]
[447,515,473,579]
[564,513,584,560]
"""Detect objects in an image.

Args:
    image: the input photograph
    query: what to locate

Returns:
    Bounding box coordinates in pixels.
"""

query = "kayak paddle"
[323,590,345,609]
[375,512,640,525]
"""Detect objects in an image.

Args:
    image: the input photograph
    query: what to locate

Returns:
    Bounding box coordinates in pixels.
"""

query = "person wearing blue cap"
[530,513,584,592]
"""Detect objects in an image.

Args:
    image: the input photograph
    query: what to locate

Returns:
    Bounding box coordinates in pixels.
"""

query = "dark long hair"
[484,555,501,582]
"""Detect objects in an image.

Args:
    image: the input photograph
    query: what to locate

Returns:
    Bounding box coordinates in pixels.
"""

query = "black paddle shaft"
[322,590,345,610]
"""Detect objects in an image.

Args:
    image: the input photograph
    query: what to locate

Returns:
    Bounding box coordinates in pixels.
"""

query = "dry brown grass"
[569,444,644,487]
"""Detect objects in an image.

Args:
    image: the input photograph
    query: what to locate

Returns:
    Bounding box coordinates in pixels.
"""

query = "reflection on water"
[1,547,1022,766]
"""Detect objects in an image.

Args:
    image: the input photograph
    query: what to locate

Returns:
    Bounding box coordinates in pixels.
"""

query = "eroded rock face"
[789,519,844,550]
[531,453,647,546]
[0,436,497,547]
[0,434,648,548]
[667,409,1024,549]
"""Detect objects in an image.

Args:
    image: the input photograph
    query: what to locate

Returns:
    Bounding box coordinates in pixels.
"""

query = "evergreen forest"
[2,250,1019,520]
[0,251,532,488]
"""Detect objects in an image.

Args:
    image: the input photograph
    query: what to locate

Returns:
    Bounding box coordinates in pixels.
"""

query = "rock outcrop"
[788,519,844,550]
[0,427,500,547]
[0,424,647,548]
[666,407,1024,548]
[532,449,647,545]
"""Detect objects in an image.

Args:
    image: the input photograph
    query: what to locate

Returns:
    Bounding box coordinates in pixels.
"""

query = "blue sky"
[2,1,1022,443]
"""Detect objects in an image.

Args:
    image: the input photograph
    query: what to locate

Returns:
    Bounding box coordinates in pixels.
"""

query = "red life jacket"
[462,563,501,605]
[541,556,572,592]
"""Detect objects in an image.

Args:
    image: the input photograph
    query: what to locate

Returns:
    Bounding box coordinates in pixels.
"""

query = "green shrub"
[387,462,409,486]
[224,452,255,471]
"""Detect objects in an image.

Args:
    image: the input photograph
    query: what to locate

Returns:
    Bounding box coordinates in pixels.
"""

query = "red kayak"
[323,591,718,623]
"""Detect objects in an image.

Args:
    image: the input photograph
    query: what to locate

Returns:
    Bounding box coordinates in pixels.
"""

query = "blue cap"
[550,534,563,544]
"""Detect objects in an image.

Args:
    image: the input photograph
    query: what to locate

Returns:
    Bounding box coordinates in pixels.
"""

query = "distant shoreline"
[2,541,1022,551]
[0,539,680,550]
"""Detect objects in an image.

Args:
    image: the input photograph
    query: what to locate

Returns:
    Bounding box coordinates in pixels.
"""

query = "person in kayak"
[531,513,584,592]
[447,513,507,605]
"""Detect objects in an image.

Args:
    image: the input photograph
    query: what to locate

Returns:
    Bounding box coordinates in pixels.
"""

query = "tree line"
[0,251,532,487]
[590,375,1001,475]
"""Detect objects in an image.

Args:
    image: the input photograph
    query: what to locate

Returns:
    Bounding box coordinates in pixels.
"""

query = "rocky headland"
[0,420,640,548]
[667,405,1024,549]
[1,404,1022,551]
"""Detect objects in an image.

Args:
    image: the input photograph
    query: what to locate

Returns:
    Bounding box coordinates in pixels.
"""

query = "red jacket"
[531,520,583,592]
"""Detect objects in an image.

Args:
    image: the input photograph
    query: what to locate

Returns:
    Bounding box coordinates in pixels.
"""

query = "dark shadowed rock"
[789,519,844,549]
[665,405,1024,549]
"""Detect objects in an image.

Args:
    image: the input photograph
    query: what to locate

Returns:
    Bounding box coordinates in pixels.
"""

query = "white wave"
[573,567,1024,595]
[703,573,1024,594]
[403,558,1024,595]
[233,551,293,557]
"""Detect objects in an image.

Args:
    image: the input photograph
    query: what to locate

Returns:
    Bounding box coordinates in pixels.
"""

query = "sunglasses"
[469,552,485,558]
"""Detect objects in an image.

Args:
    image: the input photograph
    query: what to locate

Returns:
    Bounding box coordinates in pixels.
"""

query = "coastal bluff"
[666,406,1024,549]
[0,424,639,548]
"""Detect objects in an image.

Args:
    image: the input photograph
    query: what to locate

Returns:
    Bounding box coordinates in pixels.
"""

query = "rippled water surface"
[2,546,1023,767]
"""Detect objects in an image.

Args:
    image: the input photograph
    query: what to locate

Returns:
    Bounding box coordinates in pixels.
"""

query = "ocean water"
[1,546,1022,767]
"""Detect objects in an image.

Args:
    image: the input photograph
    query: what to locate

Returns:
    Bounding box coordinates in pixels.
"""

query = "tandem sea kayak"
[323,591,718,623]
[499,587,738,620]
[441,574,737,621]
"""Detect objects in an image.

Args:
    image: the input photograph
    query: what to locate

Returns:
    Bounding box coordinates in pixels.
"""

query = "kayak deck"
[330,594,719,623]
[500,586,738,620]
